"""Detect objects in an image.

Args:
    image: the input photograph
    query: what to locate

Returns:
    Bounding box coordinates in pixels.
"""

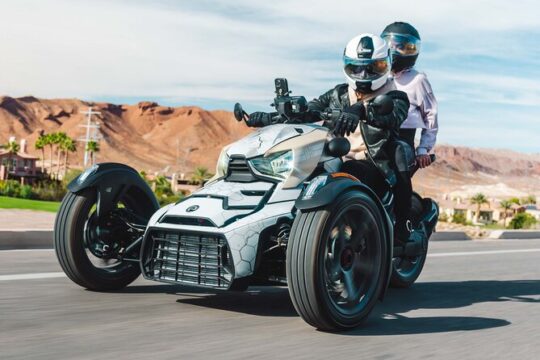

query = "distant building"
[438,196,524,225]
[0,139,42,184]
[524,205,540,221]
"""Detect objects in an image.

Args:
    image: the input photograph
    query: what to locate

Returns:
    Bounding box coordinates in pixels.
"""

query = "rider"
[248,34,416,244]
[382,22,438,168]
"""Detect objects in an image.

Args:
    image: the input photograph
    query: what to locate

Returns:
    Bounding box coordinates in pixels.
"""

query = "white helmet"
[343,33,391,93]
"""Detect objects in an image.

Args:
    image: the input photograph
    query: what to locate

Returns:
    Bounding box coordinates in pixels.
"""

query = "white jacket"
[393,68,438,155]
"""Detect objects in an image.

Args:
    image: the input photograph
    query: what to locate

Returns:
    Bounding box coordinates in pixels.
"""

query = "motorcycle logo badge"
[186,205,200,212]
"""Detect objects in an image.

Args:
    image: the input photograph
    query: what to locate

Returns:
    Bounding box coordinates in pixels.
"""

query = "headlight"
[215,148,229,177]
[249,150,293,180]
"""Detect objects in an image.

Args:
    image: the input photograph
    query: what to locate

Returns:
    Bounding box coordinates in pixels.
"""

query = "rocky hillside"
[1,95,539,198]
[0,95,250,172]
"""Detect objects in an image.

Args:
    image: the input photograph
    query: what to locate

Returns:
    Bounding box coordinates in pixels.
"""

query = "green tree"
[86,140,100,166]
[3,139,20,180]
[499,200,513,228]
[60,136,77,177]
[190,167,213,186]
[34,135,46,173]
[53,132,68,179]
[522,195,536,205]
[470,193,489,223]
[43,133,56,177]
[508,197,521,205]
[509,213,537,229]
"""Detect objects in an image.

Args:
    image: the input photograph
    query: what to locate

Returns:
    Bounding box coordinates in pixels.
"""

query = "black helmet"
[381,22,421,73]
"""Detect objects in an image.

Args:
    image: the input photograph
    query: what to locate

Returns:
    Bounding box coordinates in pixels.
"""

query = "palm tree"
[86,140,100,166]
[54,132,68,179]
[34,135,46,173]
[470,193,489,223]
[522,195,536,205]
[44,133,56,177]
[190,167,213,186]
[61,136,77,177]
[499,200,512,228]
[4,140,20,180]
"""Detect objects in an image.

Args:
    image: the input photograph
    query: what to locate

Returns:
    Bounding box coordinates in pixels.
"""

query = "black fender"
[295,176,394,300]
[68,163,159,219]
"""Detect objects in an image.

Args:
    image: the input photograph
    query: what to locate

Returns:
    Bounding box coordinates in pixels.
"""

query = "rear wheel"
[390,194,428,288]
[54,187,157,291]
[287,191,389,331]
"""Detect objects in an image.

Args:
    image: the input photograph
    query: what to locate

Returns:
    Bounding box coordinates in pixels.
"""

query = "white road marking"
[0,272,65,281]
[429,248,540,257]
[0,249,54,253]
[1,248,539,282]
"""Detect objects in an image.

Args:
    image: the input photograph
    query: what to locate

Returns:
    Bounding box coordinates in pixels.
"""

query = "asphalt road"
[1,239,539,360]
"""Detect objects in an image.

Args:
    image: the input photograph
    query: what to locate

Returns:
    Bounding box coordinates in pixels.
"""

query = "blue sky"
[1,0,539,152]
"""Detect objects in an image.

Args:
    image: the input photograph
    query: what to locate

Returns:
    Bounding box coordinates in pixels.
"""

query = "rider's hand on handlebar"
[246,112,273,127]
[416,154,432,168]
[333,103,365,137]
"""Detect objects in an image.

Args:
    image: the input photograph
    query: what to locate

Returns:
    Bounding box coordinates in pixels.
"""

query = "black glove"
[333,103,365,136]
[246,112,273,128]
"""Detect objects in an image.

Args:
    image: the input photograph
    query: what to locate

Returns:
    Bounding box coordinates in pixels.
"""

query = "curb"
[488,230,540,239]
[0,230,53,249]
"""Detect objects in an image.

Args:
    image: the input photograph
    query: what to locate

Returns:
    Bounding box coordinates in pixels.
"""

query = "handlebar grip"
[429,154,436,162]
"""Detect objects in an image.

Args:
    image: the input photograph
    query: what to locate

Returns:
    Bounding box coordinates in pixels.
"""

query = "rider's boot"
[394,219,428,256]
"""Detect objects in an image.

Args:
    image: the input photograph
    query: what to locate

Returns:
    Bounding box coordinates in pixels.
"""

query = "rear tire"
[54,188,154,291]
[286,190,389,331]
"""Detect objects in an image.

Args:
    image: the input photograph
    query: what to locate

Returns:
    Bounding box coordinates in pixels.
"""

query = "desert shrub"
[19,185,34,199]
[62,169,83,187]
[0,180,21,197]
[508,213,537,229]
[452,212,467,225]
[32,180,66,201]
[439,212,449,222]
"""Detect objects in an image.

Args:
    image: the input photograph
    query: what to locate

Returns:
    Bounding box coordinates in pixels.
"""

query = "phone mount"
[272,78,307,120]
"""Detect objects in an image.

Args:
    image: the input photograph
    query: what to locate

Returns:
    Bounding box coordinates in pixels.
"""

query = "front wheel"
[287,190,389,331]
[54,187,156,291]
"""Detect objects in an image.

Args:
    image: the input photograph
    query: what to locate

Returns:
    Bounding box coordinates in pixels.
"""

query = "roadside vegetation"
[0,196,60,212]
[2,132,216,211]
[438,193,537,230]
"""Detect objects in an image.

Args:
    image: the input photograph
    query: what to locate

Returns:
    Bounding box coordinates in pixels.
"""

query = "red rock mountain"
[0,96,250,172]
[1,96,539,198]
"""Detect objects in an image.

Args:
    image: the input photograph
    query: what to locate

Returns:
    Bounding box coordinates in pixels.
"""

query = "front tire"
[54,188,154,291]
[287,190,389,331]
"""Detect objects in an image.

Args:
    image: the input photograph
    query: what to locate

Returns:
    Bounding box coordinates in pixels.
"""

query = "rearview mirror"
[326,137,351,157]
[234,103,246,122]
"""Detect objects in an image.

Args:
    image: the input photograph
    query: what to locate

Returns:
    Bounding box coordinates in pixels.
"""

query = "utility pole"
[78,107,102,167]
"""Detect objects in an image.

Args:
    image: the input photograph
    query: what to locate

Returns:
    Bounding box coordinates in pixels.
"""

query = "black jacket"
[307,83,410,182]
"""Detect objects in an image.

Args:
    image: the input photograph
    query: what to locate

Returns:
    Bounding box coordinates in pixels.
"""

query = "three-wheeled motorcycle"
[54,79,438,331]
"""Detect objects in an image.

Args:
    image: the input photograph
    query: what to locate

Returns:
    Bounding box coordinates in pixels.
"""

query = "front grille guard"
[141,228,234,289]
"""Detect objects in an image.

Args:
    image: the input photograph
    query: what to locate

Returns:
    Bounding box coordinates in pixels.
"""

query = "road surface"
[1,239,539,359]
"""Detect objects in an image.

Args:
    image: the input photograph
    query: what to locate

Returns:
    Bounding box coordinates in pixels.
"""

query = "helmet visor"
[383,33,421,56]
[343,56,390,81]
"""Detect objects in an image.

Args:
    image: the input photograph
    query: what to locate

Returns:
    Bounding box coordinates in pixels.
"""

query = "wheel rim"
[392,254,422,278]
[81,194,144,271]
[322,204,382,316]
